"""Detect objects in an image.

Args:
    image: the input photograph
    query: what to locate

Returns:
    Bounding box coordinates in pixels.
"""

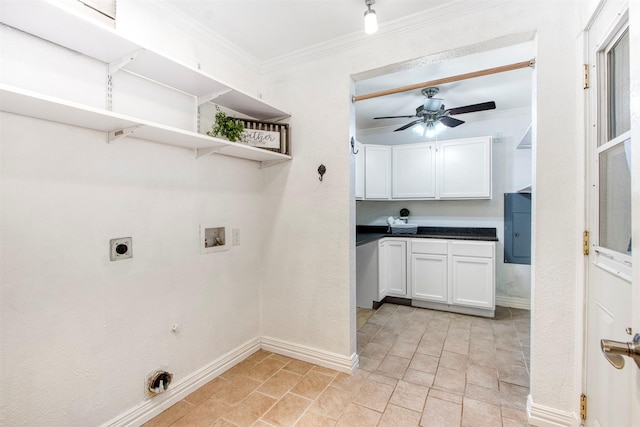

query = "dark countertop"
[356,225,498,246]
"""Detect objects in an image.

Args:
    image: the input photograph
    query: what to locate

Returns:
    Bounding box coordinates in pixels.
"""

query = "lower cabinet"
[378,238,407,299]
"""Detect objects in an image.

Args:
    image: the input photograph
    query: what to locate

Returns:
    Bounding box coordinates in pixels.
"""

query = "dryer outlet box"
[110,237,132,261]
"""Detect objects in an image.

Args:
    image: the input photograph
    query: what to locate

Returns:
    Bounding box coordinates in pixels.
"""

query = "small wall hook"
[318,164,326,181]
[350,137,359,154]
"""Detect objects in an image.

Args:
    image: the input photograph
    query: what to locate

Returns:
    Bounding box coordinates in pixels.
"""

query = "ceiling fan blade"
[394,120,422,132]
[440,116,465,128]
[448,101,496,115]
[374,115,416,119]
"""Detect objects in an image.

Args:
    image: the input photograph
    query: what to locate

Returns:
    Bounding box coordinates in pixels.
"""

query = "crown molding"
[128,0,260,73]
[260,0,504,74]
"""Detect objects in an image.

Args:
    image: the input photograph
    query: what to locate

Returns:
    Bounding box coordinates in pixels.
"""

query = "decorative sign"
[242,129,280,149]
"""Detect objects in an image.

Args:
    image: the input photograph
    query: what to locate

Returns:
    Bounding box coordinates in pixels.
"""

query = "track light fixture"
[364,0,378,34]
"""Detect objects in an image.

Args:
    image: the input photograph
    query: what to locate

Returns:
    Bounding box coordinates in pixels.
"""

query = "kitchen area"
[354,41,534,317]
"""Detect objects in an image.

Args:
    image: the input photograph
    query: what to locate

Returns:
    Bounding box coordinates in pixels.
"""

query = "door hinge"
[580,393,587,420]
[583,64,590,89]
[583,231,590,256]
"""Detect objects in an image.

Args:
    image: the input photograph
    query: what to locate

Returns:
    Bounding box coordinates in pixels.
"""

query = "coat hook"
[350,137,359,154]
[318,164,326,181]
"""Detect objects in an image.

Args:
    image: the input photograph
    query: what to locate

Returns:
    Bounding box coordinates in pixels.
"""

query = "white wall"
[260,0,581,420]
[356,111,532,302]
[0,4,266,426]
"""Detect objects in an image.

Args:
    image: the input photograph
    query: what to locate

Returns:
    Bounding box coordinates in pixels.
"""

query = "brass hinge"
[583,64,590,89]
[583,231,590,256]
[580,393,587,420]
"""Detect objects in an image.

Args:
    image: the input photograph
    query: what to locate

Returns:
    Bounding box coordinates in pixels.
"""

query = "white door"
[392,143,436,198]
[584,2,637,425]
[365,145,391,199]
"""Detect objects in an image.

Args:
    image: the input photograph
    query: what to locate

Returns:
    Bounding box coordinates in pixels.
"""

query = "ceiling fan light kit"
[373,86,497,133]
[364,0,378,34]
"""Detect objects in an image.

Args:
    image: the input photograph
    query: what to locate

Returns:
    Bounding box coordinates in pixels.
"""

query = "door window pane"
[599,140,631,254]
[607,29,630,140]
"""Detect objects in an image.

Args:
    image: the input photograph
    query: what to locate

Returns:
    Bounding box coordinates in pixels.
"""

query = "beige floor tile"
[290,370,334,400]
[416,339,444,357]
[433,367,466,394]
[222,392,277,427]
[311,366,340,377]
[439,351,468,371]
[358,356,382,372]
[502,418,530,427]
[270,353,296,364]
[427,319,451,332]
[213,376,262,406]
[335,403,381,427]
[389,379,429,412]
[466,364,498,390]
[498,364,529,387]
[246,357,288,382]
[360,342,391,361]
[185,377,230,406]
[378,403,422,427]
[330,370,369,395]
[220,359,257,381]
[398,330,424,344]
[367,372,399,386]
[294,411,337,427]
[461,397,502,427]
[464,383,500,406]
[142,400,193,427]
[409,353,439,375]
[351,379,395,412]
[403,368,435,387]
[376,354,411,379]
[246,350,273,363]
[496,349,526,367]
[428,388,463,404]
[422,330,447,343]
[501,405,528,422]
[390,340,419,359]
[499,382,529,410]
[261,392,312,427]
[283,360,315,376]
[307,386,353,420]
[443,337,470,355]
[420,396,462,427]
[258,370,303,399]
[212,419,237,427]
[171,399,230,427]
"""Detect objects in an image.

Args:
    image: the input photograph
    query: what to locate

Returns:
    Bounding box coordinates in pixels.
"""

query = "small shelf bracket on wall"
[260,159,289,169]
[108,48,145,75]
[108,125,143,143]
[196,146,227,158]
[197,89,233,106]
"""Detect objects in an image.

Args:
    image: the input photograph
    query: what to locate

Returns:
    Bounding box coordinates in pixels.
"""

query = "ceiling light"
[364,0,378,34]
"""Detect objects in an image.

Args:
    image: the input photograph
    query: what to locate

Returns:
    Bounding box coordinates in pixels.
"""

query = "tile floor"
[145,304,531,427]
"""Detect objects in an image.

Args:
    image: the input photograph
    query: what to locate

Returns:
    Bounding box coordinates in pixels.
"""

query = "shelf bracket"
[108,125,143,143]
[197,89,233,106]
[267,114,292,122]
[196,147,227,158]
[108,48,145,75]
[259,159,289,169]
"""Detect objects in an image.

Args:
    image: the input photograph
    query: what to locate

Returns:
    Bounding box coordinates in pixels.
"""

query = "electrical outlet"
[110,237,132,261]
[232,228,240,246]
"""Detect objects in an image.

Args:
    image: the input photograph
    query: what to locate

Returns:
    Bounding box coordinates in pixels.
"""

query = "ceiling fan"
[374,87,496,133]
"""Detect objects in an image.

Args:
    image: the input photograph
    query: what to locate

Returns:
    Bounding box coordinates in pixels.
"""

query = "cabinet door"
[365,145,391,199]
[379,239,407,298]
[451,256,494,309]
[438,136,492,199]
[355,141,365,199]
[410,253,448,302]
[392,143,436,198]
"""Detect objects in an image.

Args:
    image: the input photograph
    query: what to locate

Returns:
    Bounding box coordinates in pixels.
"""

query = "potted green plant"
[206,105,245,142]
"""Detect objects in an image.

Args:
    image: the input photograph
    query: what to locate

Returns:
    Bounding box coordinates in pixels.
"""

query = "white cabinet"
[392,143,436,198]
[410,239,496,317]
[355,140,365,200]
[365,145,392,199]
[439,137,492,199]
[378,238,407,299]
[450,241,495,310]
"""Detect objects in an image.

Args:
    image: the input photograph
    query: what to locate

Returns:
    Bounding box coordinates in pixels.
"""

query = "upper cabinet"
[392,143,437,199]
[0,0,291,167]
[357,136,492,200]
[438,137,492,199]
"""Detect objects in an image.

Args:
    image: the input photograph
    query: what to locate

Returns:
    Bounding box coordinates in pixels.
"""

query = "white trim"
[101,338,261,427]
[495,296,531,310]
[527,395,581,427]
[261,336,358,374]
[102,337,356,426]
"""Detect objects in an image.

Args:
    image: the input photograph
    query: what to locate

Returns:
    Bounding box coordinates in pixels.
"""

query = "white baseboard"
[496,295,531,310]
[527,395,580,427]
[261,336,358,374]
[102,338,261,427]
[103,336,357,427]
